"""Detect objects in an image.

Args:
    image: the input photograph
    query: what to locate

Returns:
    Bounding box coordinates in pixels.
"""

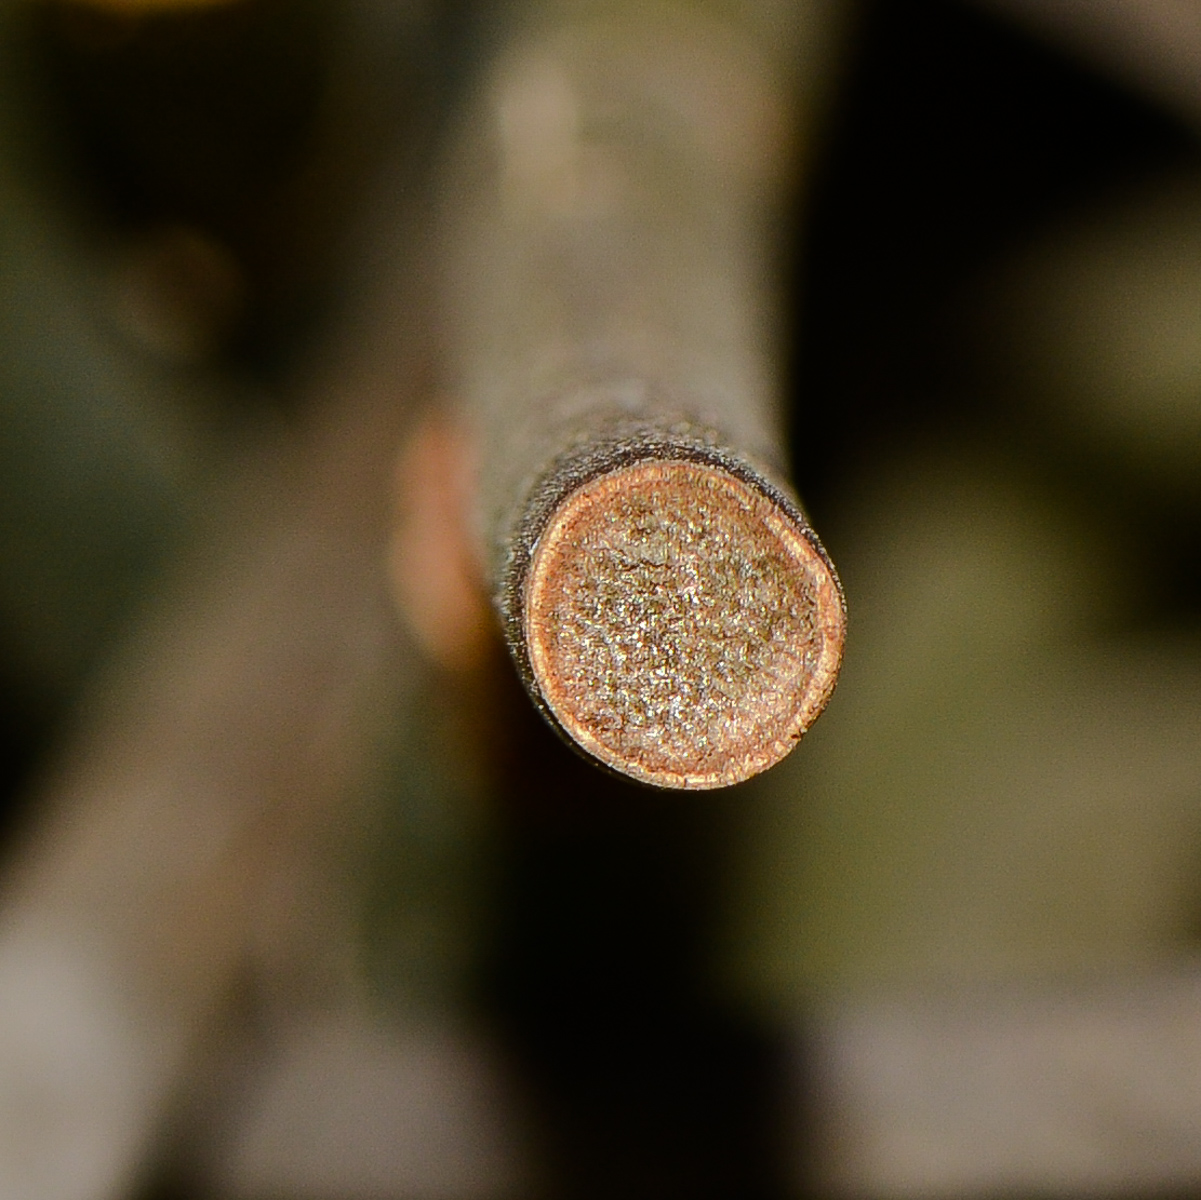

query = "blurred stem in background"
[0,3,460,1199]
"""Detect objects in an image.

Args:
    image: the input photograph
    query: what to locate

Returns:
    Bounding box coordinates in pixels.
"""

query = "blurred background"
[4,0,1201,1196]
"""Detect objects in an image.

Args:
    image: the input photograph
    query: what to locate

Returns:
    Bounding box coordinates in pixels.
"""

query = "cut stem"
[441,1,846,788]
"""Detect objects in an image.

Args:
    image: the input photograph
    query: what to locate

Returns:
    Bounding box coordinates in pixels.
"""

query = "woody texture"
[440,0,846,787]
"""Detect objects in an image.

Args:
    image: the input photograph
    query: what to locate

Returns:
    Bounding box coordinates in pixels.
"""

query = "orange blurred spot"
[388,418,493,673]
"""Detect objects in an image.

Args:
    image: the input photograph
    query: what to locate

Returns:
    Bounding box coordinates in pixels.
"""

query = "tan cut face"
[523,459,845,789]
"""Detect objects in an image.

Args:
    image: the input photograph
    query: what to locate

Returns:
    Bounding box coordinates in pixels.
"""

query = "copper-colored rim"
[523,459,845,789]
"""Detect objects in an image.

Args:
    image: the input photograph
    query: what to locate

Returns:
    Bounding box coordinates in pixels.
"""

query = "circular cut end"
[523,459,845,789]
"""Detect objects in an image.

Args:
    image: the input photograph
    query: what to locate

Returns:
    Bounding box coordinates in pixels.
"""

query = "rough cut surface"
[523,459,844,788]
